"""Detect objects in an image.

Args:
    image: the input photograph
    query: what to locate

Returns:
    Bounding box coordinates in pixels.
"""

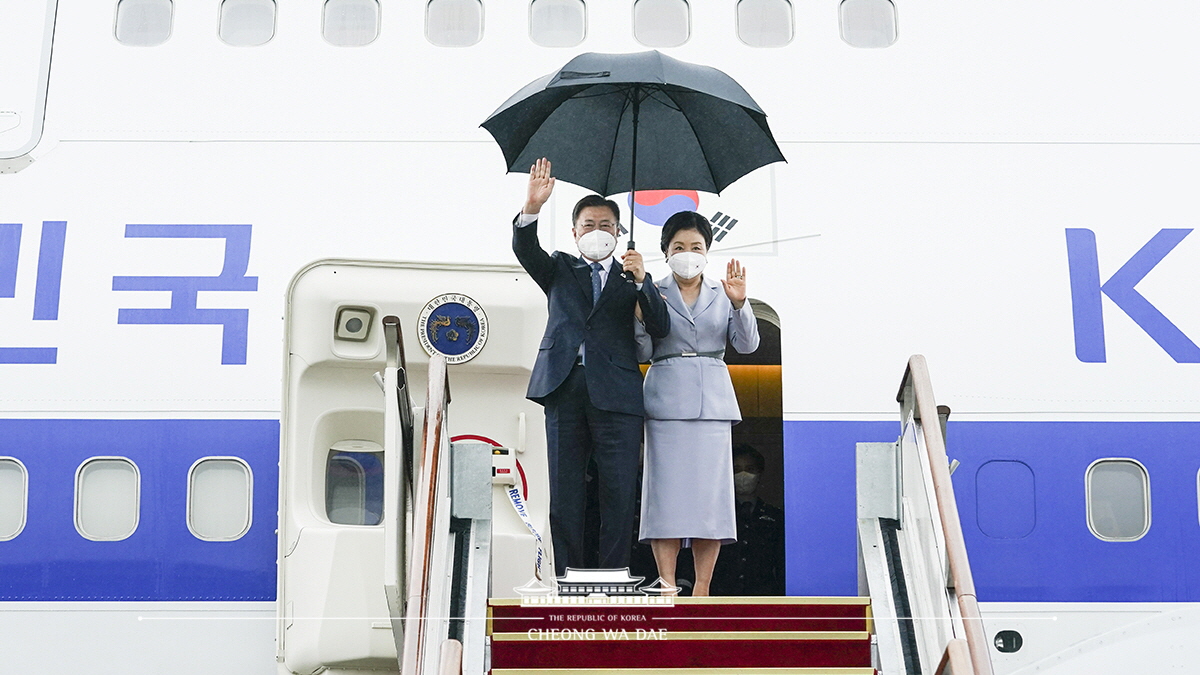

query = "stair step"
[490,597,871,608]
[489,597,872,633]
[490,630,872,670]
[487,662,873,667]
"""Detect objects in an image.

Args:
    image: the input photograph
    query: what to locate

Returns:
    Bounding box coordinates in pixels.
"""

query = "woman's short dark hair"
[572,195,621,225]
[660,211,713,254]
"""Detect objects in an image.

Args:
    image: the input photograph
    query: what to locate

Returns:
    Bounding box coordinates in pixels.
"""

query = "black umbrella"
[481,50,785,247]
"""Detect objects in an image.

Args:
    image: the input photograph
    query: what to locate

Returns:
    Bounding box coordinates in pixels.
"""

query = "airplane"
[2,1,1199,674]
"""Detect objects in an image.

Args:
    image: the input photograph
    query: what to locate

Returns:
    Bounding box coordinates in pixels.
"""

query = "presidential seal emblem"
[417,293,488,364]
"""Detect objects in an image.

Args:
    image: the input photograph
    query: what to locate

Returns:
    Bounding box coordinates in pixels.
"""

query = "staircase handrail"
[383,316,411,665]
[897,355,993,675]
[935,639,973,675]
[401,354,451,675]
[438,639,463,675]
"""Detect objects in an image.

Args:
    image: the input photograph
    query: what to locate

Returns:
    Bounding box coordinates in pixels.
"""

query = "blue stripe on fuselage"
[7,418,1197,602]
[785,420,1200,603]
[0,419,278,601]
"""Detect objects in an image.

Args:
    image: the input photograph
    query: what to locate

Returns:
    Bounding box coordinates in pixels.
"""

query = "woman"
[635,211,760,596]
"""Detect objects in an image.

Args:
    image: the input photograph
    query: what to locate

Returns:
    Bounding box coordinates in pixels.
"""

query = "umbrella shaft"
[629,88,640,249]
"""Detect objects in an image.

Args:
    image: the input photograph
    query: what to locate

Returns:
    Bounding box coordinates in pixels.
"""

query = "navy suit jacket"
[513,215,670,416]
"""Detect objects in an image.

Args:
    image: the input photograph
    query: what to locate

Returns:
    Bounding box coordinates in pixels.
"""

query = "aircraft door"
[278,261,552,675]
[278,266,397,674]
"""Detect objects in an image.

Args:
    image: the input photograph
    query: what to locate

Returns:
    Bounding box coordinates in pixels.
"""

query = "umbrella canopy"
[481,50,786,199]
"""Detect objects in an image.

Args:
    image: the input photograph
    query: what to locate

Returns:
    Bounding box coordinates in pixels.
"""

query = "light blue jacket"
[635,273,760,421]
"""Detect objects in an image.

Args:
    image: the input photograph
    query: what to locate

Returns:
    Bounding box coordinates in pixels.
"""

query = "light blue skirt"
[638,418,736,544]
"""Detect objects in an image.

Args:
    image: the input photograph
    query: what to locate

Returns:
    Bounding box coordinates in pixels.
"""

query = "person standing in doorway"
[711,444,786,596]
[635,210,760,596]
[513,158,670,576]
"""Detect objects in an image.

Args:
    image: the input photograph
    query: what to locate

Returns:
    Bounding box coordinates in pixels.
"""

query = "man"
[711,444,785,595]
[513,158,670,576]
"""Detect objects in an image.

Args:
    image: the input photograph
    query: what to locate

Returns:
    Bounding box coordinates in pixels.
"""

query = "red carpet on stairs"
[488,596,875,673]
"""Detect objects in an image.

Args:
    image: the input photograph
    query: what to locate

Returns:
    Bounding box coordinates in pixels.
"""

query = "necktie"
[590,262,603,305]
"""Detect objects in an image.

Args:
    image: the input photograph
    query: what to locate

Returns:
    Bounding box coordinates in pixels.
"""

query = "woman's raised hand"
[523,157,556,215]
[720,258,747,309]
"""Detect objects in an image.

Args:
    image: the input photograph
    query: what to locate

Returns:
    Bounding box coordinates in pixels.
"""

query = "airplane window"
[976,460,1036,539]
[220,0,276,47]
[0,458,28,541]
[188,458,253,541]
[1086,459,1150,541]
[114,0,174,47]
[530,0,586,48]
[736,0,793,48]
[323,0,381,47]
[839,0,897,49]
[633,0,690,48]
[326,441,384,526]
[75,458,140,541]
[426,0,484,47]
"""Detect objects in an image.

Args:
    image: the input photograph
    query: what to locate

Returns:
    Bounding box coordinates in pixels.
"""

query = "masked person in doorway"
[513,158,671,576]
[634,211,760,596]
[711,444,785,596]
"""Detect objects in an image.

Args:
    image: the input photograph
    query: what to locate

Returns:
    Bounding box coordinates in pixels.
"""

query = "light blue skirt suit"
[635,273,760,543]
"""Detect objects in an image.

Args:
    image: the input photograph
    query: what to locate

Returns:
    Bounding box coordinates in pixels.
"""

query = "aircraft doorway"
[727,300,784,505]
[721,298,785,595]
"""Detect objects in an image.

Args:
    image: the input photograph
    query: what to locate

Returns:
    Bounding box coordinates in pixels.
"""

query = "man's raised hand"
[523,157,555,215]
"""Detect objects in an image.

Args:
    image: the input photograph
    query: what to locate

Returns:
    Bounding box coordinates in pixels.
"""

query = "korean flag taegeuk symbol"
[629,190,700,229]
[417,294,489,364]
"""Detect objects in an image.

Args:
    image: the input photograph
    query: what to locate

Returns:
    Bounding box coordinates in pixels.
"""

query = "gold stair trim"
[493,630,870,641]
[491,669,876,675]
[489,596,872,607]
[487,662,873,667]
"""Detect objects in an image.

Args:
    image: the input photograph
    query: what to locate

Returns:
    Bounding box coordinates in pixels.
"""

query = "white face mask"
[577,230,616,261]
[734,471,760,496]
[668,251,707,279]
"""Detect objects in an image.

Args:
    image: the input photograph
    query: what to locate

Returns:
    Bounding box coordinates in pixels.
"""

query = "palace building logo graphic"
[515,568,677,606]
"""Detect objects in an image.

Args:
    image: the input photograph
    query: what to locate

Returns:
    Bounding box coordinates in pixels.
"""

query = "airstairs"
[855,356,995,675]
[478,356,993,675]
[280,261,991,675]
